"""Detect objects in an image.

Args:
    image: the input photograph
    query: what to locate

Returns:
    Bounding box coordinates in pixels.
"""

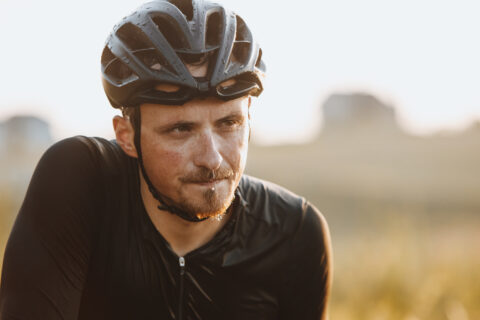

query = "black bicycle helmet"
[101,0,266,108]
[101,0,265,223]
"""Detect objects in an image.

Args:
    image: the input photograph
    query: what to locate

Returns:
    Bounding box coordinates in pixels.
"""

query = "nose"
[193,130,222,171]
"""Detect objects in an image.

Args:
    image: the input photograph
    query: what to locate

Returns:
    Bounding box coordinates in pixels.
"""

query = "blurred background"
[1,0,480,319]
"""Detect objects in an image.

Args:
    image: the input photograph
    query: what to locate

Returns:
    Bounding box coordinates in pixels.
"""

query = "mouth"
[188,178,225,188]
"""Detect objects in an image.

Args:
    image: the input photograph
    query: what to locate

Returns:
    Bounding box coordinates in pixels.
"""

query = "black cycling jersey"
[0,136,332,320]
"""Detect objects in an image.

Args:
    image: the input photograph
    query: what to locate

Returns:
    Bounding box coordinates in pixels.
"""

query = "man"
[0,0,332,319]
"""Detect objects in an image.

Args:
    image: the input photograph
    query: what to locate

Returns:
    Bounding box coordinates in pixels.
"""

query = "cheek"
[222,129,249,170]
[163,148,186,165]
[142,128,182,161]
[157,150,183,168]
[143,141,186,178]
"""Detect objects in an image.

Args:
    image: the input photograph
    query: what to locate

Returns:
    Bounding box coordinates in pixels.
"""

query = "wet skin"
[138,96,250,218]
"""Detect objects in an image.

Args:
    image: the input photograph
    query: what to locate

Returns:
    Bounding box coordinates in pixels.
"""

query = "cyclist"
[0,0,332,319]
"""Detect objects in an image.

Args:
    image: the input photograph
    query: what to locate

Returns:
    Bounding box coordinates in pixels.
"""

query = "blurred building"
[1,116,51,153]
[321,93,402,135]
[0,116,53,205]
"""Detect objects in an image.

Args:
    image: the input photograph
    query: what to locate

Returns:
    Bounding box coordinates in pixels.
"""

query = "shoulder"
[42,135,124,163]
[20,136,135,232]
[237,175,328,238]
[39,136,128,176]
[28,135,133,211]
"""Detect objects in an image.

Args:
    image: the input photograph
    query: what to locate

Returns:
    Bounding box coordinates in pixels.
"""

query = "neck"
[140,173,231,257]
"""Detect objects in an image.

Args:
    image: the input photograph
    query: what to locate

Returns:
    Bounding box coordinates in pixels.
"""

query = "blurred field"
[0,189,15,271]
[1,125,480,319]
[246,128,480,320]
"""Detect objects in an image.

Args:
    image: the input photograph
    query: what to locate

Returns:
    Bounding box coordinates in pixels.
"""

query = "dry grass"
[329,215,480,320]
[246,130,480,319]
[0,188,15,272]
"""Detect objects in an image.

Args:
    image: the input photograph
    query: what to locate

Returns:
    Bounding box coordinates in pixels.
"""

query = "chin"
[184,185,236,220]
[195,198,234,219]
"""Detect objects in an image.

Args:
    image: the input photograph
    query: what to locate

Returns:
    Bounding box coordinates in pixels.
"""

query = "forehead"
[140,96,249,125]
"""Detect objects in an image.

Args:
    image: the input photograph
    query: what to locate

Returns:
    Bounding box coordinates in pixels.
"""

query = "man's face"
[139,96,250,219]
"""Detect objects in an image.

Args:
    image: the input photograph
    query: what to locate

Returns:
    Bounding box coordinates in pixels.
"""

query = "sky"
[1,0,480,144]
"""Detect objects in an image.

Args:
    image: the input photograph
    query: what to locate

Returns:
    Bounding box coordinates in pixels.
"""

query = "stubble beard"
[187,185,236,219]
[175,167,240,220]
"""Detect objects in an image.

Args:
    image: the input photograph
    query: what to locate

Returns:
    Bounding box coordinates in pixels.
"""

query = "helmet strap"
[132,107,208,223]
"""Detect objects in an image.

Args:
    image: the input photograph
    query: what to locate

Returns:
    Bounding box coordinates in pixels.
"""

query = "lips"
[179,167,235,184]
[189,178,224,186]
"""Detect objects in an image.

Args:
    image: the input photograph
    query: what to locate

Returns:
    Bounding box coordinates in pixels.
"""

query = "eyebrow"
[215,111,245,123]
[154,111,245,132]
[154,120,196,133]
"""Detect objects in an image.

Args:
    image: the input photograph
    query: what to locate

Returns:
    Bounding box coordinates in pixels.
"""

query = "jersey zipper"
[178,256,186,320]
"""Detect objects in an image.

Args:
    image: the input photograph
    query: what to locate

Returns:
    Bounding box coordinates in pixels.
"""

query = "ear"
[113,115,138,158]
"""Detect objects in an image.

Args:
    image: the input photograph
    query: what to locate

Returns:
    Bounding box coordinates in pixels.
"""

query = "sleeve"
[279,202,333,320]
[0,137,102,320]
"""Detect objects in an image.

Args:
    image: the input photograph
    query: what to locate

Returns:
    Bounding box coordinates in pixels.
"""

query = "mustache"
[179,167,235,183]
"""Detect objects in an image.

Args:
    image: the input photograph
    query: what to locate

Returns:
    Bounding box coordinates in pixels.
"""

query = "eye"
[223,119,237,126]
[160,123,194,137]
[219,117,243,130]
[171,124,192,133]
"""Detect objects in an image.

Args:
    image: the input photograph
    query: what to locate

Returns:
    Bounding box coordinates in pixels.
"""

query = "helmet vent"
[168,0,194,21]
[178,52,211,65]
[105,59,137,84]
[117,23,151,51]
[230,42,250,65]
[135,48,175,74]
[101,46,116,66]
[235,16,249,42]
[206,12,221,47]
[152,16,187,50]
[117,23,175,74]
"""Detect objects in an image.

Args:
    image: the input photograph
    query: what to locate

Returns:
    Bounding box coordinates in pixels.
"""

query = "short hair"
[121,106,137,129]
